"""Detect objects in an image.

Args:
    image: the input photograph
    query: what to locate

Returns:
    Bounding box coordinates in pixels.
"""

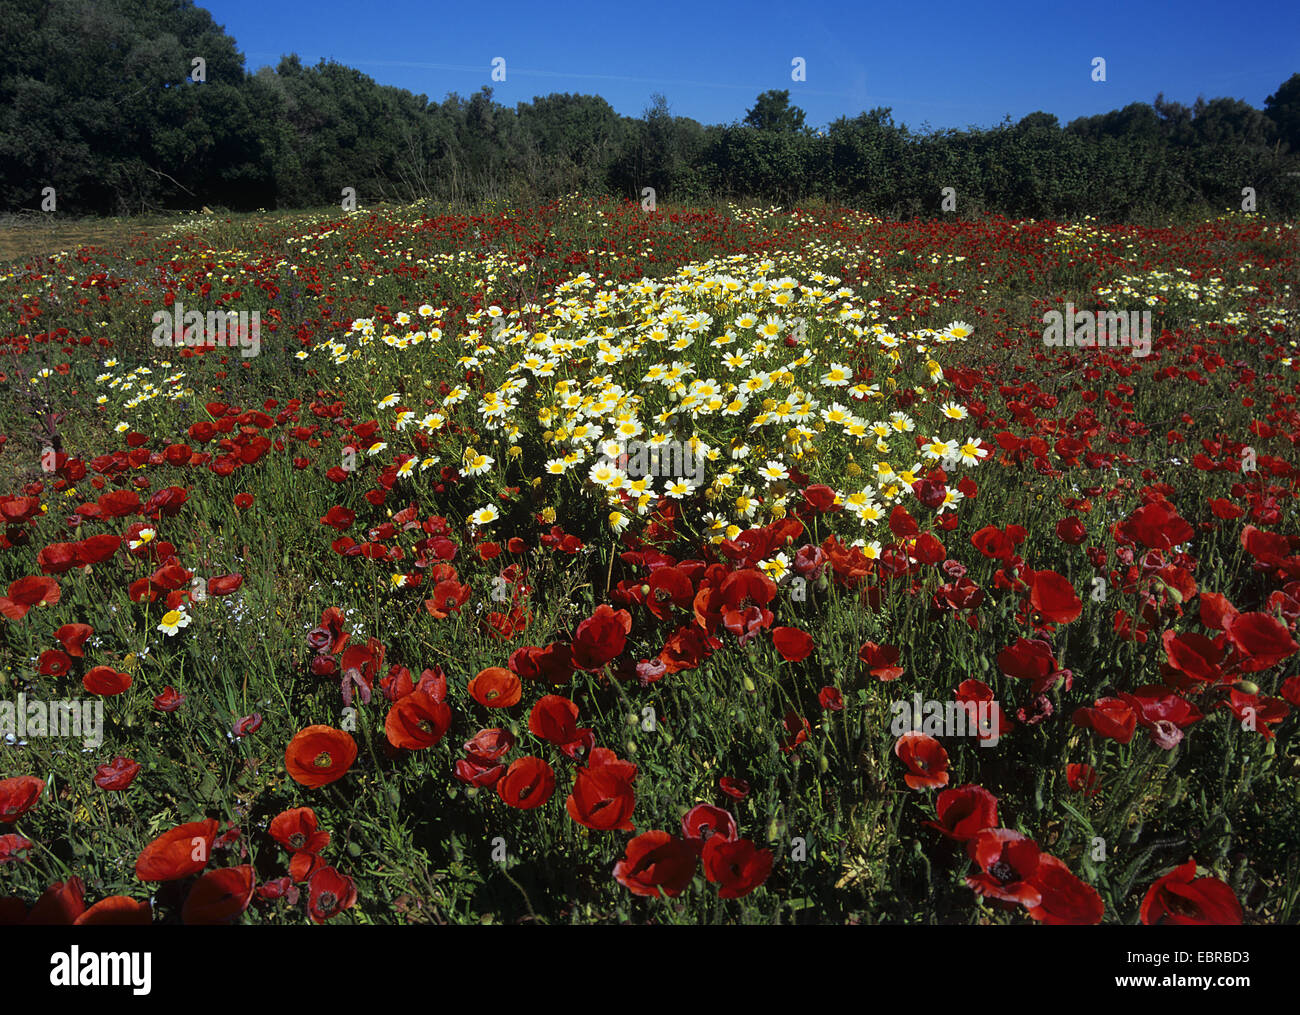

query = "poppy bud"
[818,755,829,773]
[1234,680,1260,695]
[640,584,650,597]
[743,675,756,693]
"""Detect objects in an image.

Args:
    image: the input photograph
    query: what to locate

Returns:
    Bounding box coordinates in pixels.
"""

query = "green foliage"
[1,0,1297,219]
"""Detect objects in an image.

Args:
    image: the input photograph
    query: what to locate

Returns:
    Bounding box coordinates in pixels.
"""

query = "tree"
[1264,73,1300,154]
[743,90,807,133]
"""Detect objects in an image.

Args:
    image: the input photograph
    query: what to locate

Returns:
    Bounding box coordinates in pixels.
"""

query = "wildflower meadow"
[3,197,1297,933]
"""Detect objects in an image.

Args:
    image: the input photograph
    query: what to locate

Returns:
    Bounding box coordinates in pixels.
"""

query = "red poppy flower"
[642,566,694,622]
[232,713,263,737]
[779,710,811,753]
[182,865,255,925]
[94,757,141,791]
[1066,763,1100,796]
[208,574,243,596]
[1198,592,1240,631]
[1055,516,1087,545]
[37,542,80,574]
[1026,569,1083,626]
[1224,611,1298,672]
[528,695,594,758]
[53,622,94,657]
[147,561,193,592]
[954,679,1016,742]
[468,666,522,708]
[996,638,1069,694]
[153,686,186,712]
[1241,524,1290,568]
[613,831,700,898]
[701,836,773,898]
[1208,497,1244,520]
[307,866,358,923]
[966,828,1043,908]
[320,505,355,531]
[135,819,219,881]
[772,626,814,662]
[1162,630,1225,683]
[340,637,385,705]
[681,804,738,844]
[97,489,140,518]
[37,649,72,677]
[818,686,844,711]
[256,877,298,903]
[384,690,452,750]
[1026,855,1105,924]
[658,624,716,674]
[719,568,777,613]
[285,726,358,788]
[26,877,86,925]
[718,776,750,799]
[888,503,919,538]
[424,579,471,619]
[463,727,515,760]
[509,642,576,684]
[83,666,132,696]
[1071,697,1137,744]
[73,895,152,925]
[572,604,632,671]
[1140,859,1243,925]
[924,784,999,842]
[455,756,508,787]
[970,524,1024,562]
[0,776,44,823]
[894,731,949,790]
[270,808,331,855]
[858,641,904,681]
[0,833,33,863]
[316,606,350,654]
[290,852,326,883]
[1118,499,1193,551]
[1118,686,1203,730]
[802,484,840,513]
[0,576,60,620]
[566,748,637,830]
[497,756,556,809]
[76,534,122,565]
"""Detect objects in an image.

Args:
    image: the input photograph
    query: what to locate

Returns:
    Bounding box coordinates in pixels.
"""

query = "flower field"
[1,197,1298,924]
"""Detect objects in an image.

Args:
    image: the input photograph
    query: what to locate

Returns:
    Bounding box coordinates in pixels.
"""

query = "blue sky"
[207,0,1299,131]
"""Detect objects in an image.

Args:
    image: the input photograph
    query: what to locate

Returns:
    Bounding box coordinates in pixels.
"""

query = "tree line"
[3,0,1299,219]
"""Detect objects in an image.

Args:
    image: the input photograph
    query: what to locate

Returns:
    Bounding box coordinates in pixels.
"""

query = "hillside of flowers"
[0,197,1297,924]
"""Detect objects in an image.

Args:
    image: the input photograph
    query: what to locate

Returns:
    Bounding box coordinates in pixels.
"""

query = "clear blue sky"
[206,0,1299,131]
